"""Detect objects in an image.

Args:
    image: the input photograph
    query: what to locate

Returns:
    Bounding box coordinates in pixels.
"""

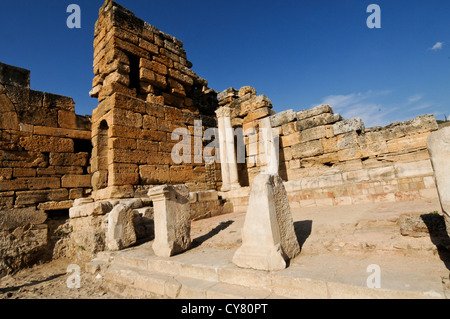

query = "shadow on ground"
[0,273,65,294]
[294,220,313,253]
[422,213,450,271]
[191,220,234,248]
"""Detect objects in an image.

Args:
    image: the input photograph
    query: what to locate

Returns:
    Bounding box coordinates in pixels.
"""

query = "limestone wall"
[218,86,440,211]
[90,1,220,200]
[0,62,92,273]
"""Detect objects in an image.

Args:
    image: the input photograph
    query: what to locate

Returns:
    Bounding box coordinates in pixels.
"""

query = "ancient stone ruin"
[0,0,448,287]
[233,173,300,271]
[427,127,450,235]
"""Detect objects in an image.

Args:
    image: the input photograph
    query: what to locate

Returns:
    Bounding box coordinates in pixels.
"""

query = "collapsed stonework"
[0,0,447,275]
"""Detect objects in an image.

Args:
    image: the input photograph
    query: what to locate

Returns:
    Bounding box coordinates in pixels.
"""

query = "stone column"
[215,107,240,192]
[232,173,300,271]
[260,117,279,175]
[148,185,191,257]
[427,126,450,236]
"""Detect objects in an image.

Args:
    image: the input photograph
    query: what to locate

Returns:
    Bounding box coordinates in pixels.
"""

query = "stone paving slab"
[91,200,449,299]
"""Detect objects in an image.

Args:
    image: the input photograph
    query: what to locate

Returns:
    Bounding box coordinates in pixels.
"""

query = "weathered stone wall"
[218,86,439,211]
[89,0,220,201]
[0,62,92,273]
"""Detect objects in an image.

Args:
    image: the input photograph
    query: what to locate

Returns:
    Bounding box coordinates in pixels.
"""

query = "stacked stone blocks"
[90,1,220,200]
[218,86,439,208]
[0,62,92,271]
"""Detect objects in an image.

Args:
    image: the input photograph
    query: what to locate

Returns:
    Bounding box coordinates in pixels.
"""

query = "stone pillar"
[215,107,240,192]
[148,185,191,257]
[427,126,450,235]
[260,117,279,175]
[232,173,300,271]
[105,202,137,251]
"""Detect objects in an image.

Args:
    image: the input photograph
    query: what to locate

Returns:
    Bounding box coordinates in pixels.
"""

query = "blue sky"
[0,0,448,127]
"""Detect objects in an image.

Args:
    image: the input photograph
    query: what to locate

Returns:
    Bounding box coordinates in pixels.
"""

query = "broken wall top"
[0,61,91,131]
[92,0,217,116]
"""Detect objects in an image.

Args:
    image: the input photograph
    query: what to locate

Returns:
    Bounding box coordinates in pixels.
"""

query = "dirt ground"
[0,257,121,299]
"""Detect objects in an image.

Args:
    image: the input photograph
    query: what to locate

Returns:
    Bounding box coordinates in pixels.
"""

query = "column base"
[232,244,286,271]
[220,183,241,192]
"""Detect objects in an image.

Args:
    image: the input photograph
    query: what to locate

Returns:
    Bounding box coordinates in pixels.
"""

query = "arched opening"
[92,120,109,190]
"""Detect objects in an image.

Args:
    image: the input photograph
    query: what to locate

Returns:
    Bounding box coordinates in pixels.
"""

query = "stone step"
[85,251,117,274]
[100,245,446,299]
[104,263,277,299]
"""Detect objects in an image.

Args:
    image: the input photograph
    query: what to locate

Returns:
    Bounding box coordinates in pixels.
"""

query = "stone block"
[37,166,84,176]
[38,200,74,211]
[92,185,135,201]
[427,127,450,228]
[19,135,74,153]
[337,147,363,162]
[110,108,143,128]
[0,168,12,181]
[296,113,342,131]
[342,169,370,183]
[300,125,333,143]
[291,139,324,159]
[0,111,18,130]
[12,168,36,178]
[368,166,396,181]
[108,137,137,150]
[58,110,77,129]
[333,118,365,135]
[105,202,137,251]
[108,163,139,186]
[139,165,171,184]
[196,190,218,202]
[168,68,193,87]
[281,122,298,136]
[232,173,300,271]
[240,95,272,117]
[296,104,333,121]
[386,132,429,153]
[238,86,257,98]
[394,160,434,179]
[108,36,150,60]
[32,126,91,140]
[15,189,68,205]
[69,189,86,200]
[61,174,91,188]
[148,184,191,257]
[140,59,167,75]
[0,207,47,231]
[280,132,301,148]
[26,177,61,190]
[69,200,114,219]
[0,62,30,87]
[243,107,272,124]
[139,38,159,55]
[43,92,75,112]
[269,110,296,128]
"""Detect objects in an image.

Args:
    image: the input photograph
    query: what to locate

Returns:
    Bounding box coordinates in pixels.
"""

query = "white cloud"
[315,88,440,128]
[317,91,396,127]
[407,94,423,105]
[411,102,432,111]
[430,42,444,50]
[317,91,438,128]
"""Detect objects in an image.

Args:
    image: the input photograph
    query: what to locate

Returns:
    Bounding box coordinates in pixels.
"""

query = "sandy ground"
[0,257,121,299]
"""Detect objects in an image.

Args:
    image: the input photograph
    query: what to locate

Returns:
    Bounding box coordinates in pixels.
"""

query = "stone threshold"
[86,243,447,299]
